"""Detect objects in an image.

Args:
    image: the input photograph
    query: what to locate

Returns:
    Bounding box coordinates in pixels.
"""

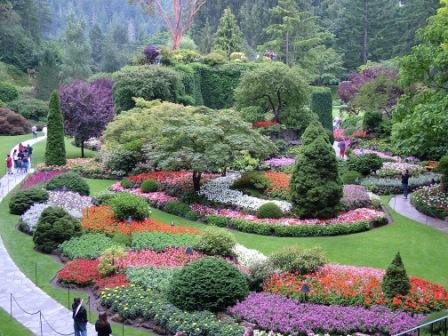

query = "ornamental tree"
[131,0,208,49]
[381,252,411,299]
[213,8,244,56]
[59,79,115,157]
[45,91,66,166]
[290,121,342,218]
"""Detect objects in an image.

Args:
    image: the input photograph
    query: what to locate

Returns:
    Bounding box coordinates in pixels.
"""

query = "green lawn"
[0,308,32,336]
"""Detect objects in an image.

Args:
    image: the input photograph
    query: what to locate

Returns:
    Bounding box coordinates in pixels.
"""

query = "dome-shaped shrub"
[109,193,150,221]
[194,228,235,257]
[9,188,49,215]
[140,179,158,193]
[256,202,283,219]
[167,257,249,312]
[46,172,90,196]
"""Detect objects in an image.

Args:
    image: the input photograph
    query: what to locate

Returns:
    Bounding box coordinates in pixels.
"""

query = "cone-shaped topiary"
[381,252,411,299]
[45,91,66,166]
[290,122,342,218]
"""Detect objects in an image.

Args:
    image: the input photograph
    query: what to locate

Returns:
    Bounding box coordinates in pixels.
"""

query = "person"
[17,150,24,174]
[42,126,47,136]
[402,169,410,199]
[22,152,29,173]
[95,312,112,336]
[18,143,24,153]
[72,298,88,336]
[12,149,18,172]
[31,125,37,138]
[26,144,33,160]
[6,154,13,175]
[338,138,347,159]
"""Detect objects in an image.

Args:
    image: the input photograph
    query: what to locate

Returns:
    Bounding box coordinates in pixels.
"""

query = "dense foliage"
[269,246,327,275]
[194,228,236,257]
[347,154,384,176]
[46,173,90,196]
[109,193,150,221]
[45,91,66,166]
[59,233,117,259]
[0,108,31,135]
[9,188,49,215]
[310,87,333,135]
[382,253,411,299]
[256,203,283,219]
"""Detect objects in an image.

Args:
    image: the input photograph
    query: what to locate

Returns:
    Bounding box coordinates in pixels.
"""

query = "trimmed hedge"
[205,215,387,237]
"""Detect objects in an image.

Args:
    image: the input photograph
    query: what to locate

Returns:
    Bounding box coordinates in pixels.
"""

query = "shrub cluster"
[140,179,158,193]
[167,257,249,312]
[194,228,236,257]
[7,97,48,121]
[347,154,383,176]
[0,82,18,102]
[0,108,31,135]
[341,170,363,184]
[232,171,272,192]
[362,173,440,195]
[120,178,134,189]
[9,188,49,215]
[46,173,90,196]
[109,193,150,221]
[33,207,81,253]
[163,201,199,220]
[269,247,327,274]
[130,232,199,252]
[256,202,283,219]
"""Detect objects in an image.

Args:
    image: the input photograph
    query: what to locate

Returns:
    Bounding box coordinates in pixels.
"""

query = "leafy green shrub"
[127,267,177,292]
[112,232,132,246]
[9,188,49,215]
[163,201,191,217]
[256,203,283,219]
[7,97,48,121]
[120,178,134,189]
[347,153,383,176]
[167,257,249,312]
[46,172,90,196]
[341,171,363,184]
[172,48,201,64]
[109,193,150,221]
[131,232,199,251]
[33,207,81,253]
[194,228,235,257]
[363,111,383,134]
[94,191,116,205]
[59,233,117,259]
[232,172,272,192]
[185,210,200,221]
[0,82,18,102]
[269,246,327,274]
[102,149,141,176]
[98,246,127,276]
[203,52,227,66]
[382,252,411,299]
[248,260,276,291]
[140,179,158,193]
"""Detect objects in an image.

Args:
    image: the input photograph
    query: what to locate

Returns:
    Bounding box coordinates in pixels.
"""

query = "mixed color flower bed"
[20,170,65,189]
[352,148,401,161]
[229,292,425,335]
[263,157,295,168]
[116,248,203,268]
[263,264,448,313]
[111,183,178,205]
[362,173,440,195]
[377,162,425,177]
[411,185,448,220]
[81,205,201,235]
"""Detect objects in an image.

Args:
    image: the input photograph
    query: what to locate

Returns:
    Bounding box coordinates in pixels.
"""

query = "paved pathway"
[0,135,97,335]
[389,195,448,233]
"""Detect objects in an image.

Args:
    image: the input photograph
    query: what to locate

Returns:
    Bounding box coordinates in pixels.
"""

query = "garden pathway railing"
[394,315,448,336]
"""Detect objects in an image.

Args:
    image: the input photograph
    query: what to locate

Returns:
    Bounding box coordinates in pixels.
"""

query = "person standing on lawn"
[72,298,88,336]
[402,169,410,199]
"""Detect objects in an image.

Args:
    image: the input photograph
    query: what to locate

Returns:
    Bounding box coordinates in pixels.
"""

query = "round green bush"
[269,247,327,275]
[9,188,49,215]
[46,172,90,196]
[0,82,19,102]
[33,207,81,253]
[194,228,236,257]
[341,170,363,184]
[167,257,249,312]
[120,178,134,189]
[140,179,158,193]
[109,193,150,221]
[93,191,116,205]
[256,202,283,219]
[163,201,191,217]
[232,172,272,192]
[347,154,383,176]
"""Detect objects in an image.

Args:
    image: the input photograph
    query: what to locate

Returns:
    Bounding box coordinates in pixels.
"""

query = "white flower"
[232,244,267,268]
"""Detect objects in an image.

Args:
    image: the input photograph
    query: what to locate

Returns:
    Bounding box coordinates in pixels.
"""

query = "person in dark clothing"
[402,169,410,199]
[26,144,33,159]
[72,298,88,336]
[95,312,112,336]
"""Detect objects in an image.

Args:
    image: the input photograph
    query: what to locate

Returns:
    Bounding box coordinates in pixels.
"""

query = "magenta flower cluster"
[20,170,65,189]
[263,157,295,168]
[229,293,425,335]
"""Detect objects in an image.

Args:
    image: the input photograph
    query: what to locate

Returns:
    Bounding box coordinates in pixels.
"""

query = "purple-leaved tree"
[60,79,115,157]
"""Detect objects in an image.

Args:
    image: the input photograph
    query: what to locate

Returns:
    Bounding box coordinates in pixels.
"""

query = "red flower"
[57,259,101,286]
[253,121,279,128]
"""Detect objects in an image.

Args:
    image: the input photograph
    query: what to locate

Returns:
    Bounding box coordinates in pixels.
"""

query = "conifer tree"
[35,47,60,101]
[381,252,411,298]
[213,8,244,55]
[45,91,66,166]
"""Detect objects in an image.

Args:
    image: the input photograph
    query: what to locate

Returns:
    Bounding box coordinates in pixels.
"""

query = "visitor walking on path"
[31,125,37,138]
[5,154,13,175]
[402,169,410,199]
[22,152,29,174]
[95,312,112,336]
[338,138,347,159]
[72,298,88,336]
[26,144,33,160]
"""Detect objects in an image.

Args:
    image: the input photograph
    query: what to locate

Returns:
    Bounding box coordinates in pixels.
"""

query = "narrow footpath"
[389,195,448,233]
[0,135,97,335]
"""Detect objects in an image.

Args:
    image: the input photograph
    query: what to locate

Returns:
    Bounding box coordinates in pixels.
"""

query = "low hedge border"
[205,215,388,237]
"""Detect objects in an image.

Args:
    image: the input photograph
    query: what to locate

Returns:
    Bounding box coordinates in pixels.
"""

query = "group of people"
[5,143,33,175]
[72,298,112,336]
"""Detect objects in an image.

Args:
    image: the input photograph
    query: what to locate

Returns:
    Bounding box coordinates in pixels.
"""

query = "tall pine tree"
[213,8,244,55]
[45,91,66,166]
[89,24,105,71]
[35,46,61,101]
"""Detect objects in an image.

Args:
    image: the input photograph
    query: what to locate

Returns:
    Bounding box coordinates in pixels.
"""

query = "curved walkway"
[0,136,97,335]
[389,195,448,233]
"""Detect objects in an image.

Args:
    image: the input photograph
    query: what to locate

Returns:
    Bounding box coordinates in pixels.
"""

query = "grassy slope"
[0,307,32,336]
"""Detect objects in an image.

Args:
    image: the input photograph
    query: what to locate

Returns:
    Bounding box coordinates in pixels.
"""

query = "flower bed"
[81,206,201,235]
[94,274,129,293]
[20,170,65,189]
[229,292,425,335]
[352,148,401,161]
[341,185,372,210]
[263,157,295,168]
[377,162,425,177]
[116,248,203,269]
[111,183,177,205]
[57,259,101,286]
[59,233,118,260]
[130,232,199,252]
[411,185,448,220]
[264,172,290,199]
[362,173,440,195]
[263,264,448,313]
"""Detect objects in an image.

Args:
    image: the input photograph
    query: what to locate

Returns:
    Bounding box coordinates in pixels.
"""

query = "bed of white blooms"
[199,173,292,213]
[233,244,267,268]
[20,191,92,234]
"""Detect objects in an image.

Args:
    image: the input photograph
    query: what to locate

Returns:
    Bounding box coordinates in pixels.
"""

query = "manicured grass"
[0,307,32,336]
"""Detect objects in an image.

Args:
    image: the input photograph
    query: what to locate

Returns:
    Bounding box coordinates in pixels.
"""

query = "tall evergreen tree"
[382,252,411,298]
[213,8,244,55]
[45,91,66,166]
[89,24,105,70]
[35,46,61,101]
[60,16,92,82]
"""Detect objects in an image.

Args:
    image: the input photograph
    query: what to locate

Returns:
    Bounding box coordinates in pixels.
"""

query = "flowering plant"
[229,292,425,335]
[94,274,128,293]
[352,148,401,161]
[253,121,279,128]
[232,244,267,268]
[377,162,424,177]
[116,248,203,268]
[20,170,65,189]
[412,185,448,219]
[341,185,372,210]
[263,157,295,168]
[263,264,448,313]
[111,183,177,205]
[57,259,101,286]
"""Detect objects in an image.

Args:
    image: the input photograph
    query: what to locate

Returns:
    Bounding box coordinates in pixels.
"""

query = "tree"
[381,252,411,299]
[60,79,115,158]
[35,46,61,101]
[60,16,92,83]
[290,121,342,218]
[392,1,448,160]
[89,24,105,71]
[213,8,244,55]
[131,0,208,49]
[301,45,344,85]
[235,63,312,132]
[310,88,333,135]
[45,91,66,166]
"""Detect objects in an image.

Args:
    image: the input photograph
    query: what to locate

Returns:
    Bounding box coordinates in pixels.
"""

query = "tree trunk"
[192,171,202,192]
[81,140,85,158]
[362,0,369,64]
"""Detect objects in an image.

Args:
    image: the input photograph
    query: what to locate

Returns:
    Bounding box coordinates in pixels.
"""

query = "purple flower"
[263,157,295,168]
